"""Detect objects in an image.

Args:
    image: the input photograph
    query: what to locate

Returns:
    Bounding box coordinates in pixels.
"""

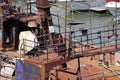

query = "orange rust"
[74,43,120,57]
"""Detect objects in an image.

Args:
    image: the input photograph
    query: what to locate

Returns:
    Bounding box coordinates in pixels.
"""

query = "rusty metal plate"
[16,60,41,80]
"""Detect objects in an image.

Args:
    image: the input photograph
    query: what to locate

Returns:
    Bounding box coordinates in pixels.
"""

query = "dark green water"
[51,6,115,33]
[50,6,120,47]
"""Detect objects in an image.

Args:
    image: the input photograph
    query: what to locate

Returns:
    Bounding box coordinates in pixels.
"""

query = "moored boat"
[105,0,120,16]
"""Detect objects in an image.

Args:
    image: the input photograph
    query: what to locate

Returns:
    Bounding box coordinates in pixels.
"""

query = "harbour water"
[50,4,120,48]
[0,1,119,48]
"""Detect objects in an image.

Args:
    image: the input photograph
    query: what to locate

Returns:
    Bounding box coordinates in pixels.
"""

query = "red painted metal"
[106,0,119,2]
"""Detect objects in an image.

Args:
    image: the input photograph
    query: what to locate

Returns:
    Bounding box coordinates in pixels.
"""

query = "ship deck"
[0,45,120,80]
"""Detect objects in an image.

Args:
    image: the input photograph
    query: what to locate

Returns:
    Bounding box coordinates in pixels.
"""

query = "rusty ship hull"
[0,0,119,80]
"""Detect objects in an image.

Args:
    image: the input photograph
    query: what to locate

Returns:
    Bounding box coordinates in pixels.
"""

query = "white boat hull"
[105,1,120,16]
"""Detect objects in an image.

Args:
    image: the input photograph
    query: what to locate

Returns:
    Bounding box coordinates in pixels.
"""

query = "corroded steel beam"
[36,0,51,9]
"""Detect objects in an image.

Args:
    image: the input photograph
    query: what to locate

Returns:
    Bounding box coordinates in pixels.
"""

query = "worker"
[3,20,13,44]
[19,21,39,55]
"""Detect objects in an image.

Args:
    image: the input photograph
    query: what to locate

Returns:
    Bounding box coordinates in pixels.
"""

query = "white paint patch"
[19,31,38,55]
